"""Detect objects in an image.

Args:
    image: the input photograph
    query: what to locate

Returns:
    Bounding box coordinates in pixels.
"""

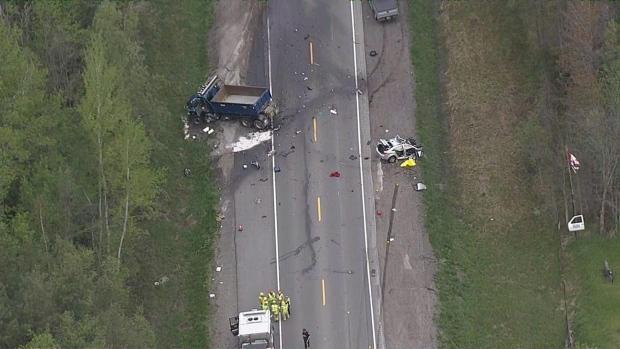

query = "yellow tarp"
[400,158,416,167]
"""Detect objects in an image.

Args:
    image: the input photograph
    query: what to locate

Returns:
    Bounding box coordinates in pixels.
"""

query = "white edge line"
[351,2,378,349]
[267,14,283,349]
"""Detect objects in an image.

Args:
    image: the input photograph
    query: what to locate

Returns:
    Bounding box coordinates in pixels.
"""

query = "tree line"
[0,1,183,347]
[517,1,619,235]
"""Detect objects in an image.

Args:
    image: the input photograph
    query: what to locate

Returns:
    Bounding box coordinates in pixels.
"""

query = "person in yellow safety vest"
[261,297,269,311]
[277,290,284,303]
[285,295,291,316]
[259,292,265,307]
[270,301,280,322]
[268,290,276,303]
[280,300,289,321]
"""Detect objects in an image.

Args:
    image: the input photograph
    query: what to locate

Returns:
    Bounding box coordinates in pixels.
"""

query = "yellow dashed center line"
[313,117,317,142]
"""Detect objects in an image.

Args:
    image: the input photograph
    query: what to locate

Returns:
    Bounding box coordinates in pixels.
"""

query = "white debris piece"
[216,266,222,272]
[208,129,214,135]
[304,77,308,81]
[209,294,216,298]
[227,131,272,153]
[203,126,210,133]
[415,183,427,191]
[330,109,337,115]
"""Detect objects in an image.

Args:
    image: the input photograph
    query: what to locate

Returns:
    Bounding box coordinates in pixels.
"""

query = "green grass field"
[127,1,216,347]
[408,0,567,347]
[565,236,620,348]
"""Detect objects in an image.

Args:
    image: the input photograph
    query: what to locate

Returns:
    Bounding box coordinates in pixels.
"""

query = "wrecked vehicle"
[185,75,278,130]
[376,135,424,163]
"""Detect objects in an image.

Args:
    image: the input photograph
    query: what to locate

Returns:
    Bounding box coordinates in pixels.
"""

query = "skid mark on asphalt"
[272,236,320,269]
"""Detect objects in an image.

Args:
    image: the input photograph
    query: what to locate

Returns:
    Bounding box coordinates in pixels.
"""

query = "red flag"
[568,152,580,173]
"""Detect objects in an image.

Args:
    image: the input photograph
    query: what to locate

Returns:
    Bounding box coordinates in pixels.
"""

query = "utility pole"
[565,145,577,239]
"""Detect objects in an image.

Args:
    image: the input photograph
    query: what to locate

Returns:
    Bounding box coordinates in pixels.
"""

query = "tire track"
[368,19,406,103]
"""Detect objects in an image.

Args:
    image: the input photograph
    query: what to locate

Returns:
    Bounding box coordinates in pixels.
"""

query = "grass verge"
[409,0,565,347]
[124,0,216,348]
[565,236,620,348]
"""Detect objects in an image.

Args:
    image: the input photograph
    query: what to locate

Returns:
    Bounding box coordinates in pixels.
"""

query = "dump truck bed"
[210,84,272,117]
[213,85,268,105]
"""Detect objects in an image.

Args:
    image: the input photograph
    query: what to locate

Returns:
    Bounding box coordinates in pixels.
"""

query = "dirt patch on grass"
[209,0,266,84]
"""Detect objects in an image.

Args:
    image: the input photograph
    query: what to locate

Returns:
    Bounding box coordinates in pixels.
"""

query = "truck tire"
[254,119,267,130]
[254,114,270,130]
[240,118,252,128]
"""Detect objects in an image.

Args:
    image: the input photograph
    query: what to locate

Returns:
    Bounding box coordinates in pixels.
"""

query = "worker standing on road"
[302,328,310,348]
[270,301,280,322]
[280,300,289,321]
[268,290,276,303]
[261,297,269,311]
[285,295,291,316]
[259,292,265,307]
[277,290,284,303]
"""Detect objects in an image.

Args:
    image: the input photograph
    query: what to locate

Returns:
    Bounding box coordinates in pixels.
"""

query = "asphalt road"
[267,1,378,348]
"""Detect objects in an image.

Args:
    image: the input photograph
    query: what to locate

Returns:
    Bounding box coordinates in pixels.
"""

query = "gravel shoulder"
[362,2,439,347]
[205,1,266,347]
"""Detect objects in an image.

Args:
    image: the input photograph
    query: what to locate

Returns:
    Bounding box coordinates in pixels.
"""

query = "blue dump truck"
[369,0,399,21]
[186,75,278,130]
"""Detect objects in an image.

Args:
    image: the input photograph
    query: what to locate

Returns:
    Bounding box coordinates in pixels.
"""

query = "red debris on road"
[330,171,341,178]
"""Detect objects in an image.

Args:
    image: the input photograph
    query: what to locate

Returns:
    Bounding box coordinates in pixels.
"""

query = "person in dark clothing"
[302,328,310,348]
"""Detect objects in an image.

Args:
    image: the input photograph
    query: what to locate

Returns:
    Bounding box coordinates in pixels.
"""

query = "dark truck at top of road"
[185,75,278,130]
[369,0,399,21]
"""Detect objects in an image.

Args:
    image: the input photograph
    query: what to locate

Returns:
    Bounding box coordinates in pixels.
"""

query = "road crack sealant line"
[266,14,283,349]
[350,2,380,349]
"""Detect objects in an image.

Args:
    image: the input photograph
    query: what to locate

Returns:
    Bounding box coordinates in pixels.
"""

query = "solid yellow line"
[310,41,314,65]
[313,117,317,142]
[317,197,322,222]
[322,278,326,306]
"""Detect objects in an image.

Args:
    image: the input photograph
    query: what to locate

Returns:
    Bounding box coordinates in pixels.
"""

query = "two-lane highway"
[268,1,377,348]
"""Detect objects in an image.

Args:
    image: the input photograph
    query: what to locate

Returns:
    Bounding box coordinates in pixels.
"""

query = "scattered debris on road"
[238,225,243,231]
[216,212,226,221]
[242,164,248,170]
[330,171,341,178]
[255,198,261,204]
[274,166,281,173]
[370,50,378,57]
[330,108,337,115]
[216,266,222,272]
[414,183,427,191]
[250,161,261,170]
[349,155,358,160]
[377,210,382,216]
[227,131,272,153]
